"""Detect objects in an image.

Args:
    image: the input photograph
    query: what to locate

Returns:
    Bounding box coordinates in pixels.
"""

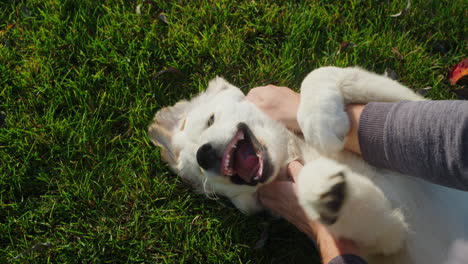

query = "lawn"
[0,0,465,263]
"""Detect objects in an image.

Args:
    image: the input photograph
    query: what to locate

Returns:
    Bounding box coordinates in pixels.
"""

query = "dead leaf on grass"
[6,23,17,30]
[340,41,356,52]
[137,0,160,16]
[158,13,169,25]
[136,4,142,16]
[11,242,53,261]
[152,67,184,80]
[136,1,169,25]
[390,0,411,17]
[391,47,404,60]
[0,23,17,36]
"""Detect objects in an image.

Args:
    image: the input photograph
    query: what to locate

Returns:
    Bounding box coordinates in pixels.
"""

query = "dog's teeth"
[225,168,234,176]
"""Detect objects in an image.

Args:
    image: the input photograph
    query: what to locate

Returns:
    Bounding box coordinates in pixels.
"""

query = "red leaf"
[449,58,468,85]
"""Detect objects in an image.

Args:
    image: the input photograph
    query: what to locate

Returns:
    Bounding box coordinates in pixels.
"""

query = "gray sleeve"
[358,100,468,191]
[328,254,368,264]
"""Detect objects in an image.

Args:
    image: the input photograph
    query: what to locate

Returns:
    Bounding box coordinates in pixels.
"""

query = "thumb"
[287,160,303,183]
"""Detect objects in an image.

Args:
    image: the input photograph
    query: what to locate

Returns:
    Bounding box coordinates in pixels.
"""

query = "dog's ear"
[205,76,237,95]
[148,100,189,168]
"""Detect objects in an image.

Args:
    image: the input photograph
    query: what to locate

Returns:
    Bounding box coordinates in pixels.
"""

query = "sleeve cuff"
[328,254,368,264]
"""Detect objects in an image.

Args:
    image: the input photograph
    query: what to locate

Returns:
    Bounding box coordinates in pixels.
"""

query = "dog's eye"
[207,114,215,127]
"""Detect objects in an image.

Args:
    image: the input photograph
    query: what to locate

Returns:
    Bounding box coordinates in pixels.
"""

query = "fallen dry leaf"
[390,0,411,17]
[391,47,404,60]
[6,23,17,30]
[448,58,468,85]
[137,1,168,25]
[0,23,17,36]
[152,67,183,80]
[136,4,142,16]
[11,242,53,260]
[340,41,356,51]
[158,13,169,25]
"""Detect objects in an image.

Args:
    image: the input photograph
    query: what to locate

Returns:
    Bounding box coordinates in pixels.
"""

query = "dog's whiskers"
[202,177,219,200]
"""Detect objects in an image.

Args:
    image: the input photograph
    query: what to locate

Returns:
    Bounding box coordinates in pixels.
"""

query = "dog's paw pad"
[315,172,347,225]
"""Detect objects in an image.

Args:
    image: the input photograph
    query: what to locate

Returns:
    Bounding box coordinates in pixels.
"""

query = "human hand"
[246,85,301,132]
[257,161,361,263]
[257,161,319,238]
[247,85,365,154]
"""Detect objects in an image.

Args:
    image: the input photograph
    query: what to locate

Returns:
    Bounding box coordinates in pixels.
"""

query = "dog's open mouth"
[221,123,266,184]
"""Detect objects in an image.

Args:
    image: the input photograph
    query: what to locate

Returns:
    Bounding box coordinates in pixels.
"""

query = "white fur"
[149,67,468,264]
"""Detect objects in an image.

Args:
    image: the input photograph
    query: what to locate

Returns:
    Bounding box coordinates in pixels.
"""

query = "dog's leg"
[297,67,350,154]
[298,66,423,154]
[297,157,407,255]
[230,192,263,214]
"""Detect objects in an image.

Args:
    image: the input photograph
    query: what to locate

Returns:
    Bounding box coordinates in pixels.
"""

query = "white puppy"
[148,66,468,264]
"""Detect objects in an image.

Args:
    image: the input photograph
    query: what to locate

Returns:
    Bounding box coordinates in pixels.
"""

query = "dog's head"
[148,77,289,213]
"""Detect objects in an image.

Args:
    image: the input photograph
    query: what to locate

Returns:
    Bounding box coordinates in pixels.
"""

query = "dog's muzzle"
[196,143,219,171]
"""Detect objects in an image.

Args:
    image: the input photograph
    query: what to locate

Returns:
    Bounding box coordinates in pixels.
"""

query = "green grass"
[0,0,465,263]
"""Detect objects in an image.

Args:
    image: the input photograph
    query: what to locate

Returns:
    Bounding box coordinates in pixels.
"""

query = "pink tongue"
[234,140,259,182]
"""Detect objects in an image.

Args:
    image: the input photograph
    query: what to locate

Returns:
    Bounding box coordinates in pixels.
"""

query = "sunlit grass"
[0,0,465,263]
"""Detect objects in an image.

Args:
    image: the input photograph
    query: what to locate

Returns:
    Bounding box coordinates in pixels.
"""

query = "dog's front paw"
[297,106,350,154]
[298,168,347,225]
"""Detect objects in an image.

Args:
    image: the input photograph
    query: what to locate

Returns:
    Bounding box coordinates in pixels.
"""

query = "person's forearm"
[296,218,364,264]
[348,101,468,191]
[314,225,362,264]
[344,104,365,154]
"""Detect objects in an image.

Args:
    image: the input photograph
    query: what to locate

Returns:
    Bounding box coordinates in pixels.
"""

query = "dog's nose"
[196,143,218,170]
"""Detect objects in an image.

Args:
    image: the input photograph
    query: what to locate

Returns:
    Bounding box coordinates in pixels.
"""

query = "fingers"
[275,166,290,181]
[257,160,303,203]
[257,181,295,202]
[246,85,288,103]
[245,88,262,103]
[272,160,303,182]
[246,86,272,103]
[287,160,303,183]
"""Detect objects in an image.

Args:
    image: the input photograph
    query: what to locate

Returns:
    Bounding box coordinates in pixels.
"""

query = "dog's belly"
[300,149,468,264]
[379,175,468,264]
[360,164,467,263]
